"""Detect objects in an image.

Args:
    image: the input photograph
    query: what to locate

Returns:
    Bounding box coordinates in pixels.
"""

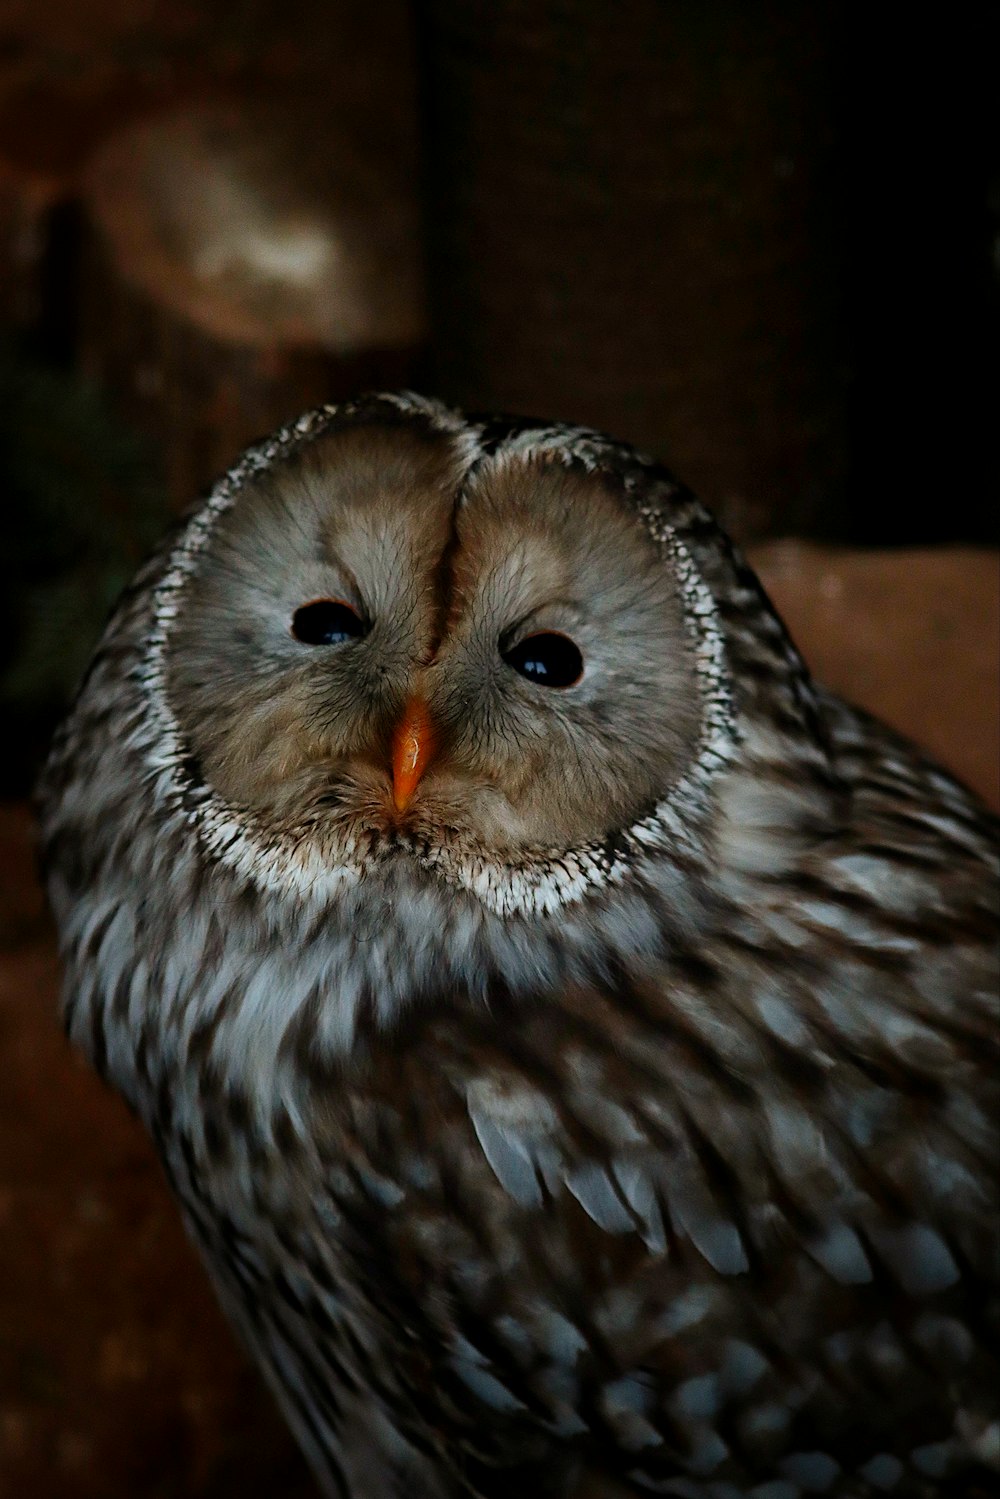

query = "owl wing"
[329,909,998,1496]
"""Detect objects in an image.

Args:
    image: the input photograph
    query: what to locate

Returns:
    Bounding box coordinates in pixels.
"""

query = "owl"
[39,393,999,1498]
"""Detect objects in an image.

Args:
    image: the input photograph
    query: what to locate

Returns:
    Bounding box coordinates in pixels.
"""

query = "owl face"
[165,404,704,883]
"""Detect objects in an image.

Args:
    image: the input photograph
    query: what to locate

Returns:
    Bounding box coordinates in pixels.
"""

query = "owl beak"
[391,696,437,812]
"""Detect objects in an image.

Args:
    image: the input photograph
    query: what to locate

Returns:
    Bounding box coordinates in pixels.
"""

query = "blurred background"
[0,2,996,1495]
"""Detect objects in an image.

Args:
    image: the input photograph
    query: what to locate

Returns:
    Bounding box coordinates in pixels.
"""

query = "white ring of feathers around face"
[141,394,741,919]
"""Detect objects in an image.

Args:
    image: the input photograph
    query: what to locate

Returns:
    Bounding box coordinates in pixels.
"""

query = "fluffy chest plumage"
[134,894,999,1499]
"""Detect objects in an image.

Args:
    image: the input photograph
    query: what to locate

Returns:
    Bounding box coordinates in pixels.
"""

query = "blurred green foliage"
[1,345,169,791]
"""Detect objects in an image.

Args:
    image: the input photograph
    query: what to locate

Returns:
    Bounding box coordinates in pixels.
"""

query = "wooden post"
[417,0,847,541]
[79,99,425,507]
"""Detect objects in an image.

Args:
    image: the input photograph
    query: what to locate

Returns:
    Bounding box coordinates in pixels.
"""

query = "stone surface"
[752,543,999,808]
[0,546,996,1496]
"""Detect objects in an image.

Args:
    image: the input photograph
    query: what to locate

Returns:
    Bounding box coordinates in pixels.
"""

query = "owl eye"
[502,631,584,688]
[291,599,368,645]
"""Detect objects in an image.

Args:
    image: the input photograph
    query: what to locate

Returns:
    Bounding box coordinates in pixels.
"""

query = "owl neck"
[117,730,839,1141]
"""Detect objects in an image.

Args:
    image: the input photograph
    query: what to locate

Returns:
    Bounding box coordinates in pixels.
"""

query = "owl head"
[151,394,822,917]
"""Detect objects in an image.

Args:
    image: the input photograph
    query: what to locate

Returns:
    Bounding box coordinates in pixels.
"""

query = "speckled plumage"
[39,394,999,1497]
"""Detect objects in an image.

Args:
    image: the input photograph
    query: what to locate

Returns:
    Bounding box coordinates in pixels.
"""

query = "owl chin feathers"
[215,751,623,870]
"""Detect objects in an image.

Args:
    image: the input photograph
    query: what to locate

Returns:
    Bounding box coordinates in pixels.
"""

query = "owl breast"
[132,782,998,1499]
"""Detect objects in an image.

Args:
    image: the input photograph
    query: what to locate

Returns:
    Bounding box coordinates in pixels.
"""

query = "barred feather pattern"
[39,395,1000,1497]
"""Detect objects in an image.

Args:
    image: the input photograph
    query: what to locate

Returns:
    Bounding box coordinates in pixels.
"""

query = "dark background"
[417,2,997,546]
[0,3,996,1495]
[4,2,997,538]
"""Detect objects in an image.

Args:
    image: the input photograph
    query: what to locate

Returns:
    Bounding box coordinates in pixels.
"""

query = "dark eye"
[291,599,368,645]
[502,631,583,688]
